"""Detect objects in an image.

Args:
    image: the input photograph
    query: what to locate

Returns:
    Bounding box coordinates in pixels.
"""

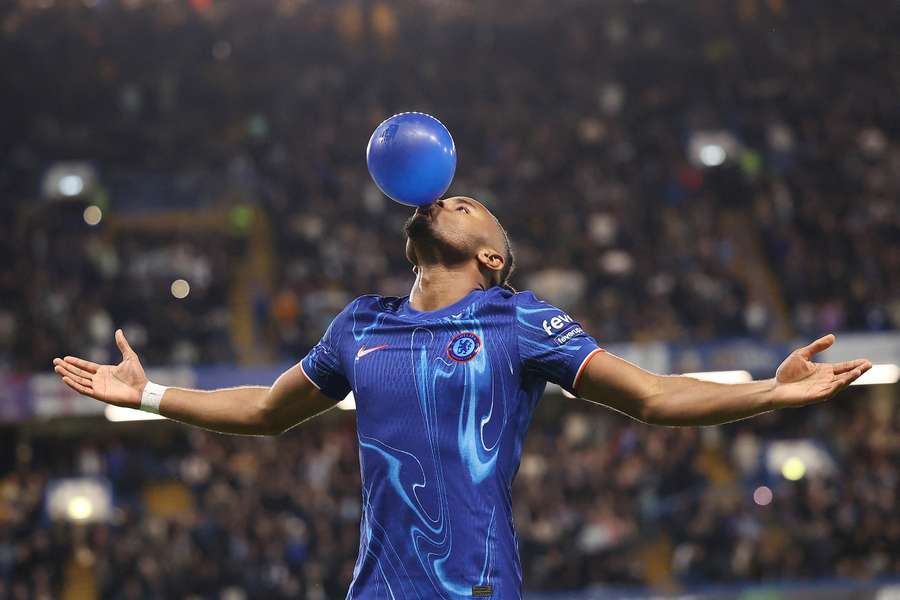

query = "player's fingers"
[834,364,870,388]
[115,329,135,358]
[797,334,835,359]
[55,365,93,388]
[61,356,99,374]
[53,365,80,378]
[62,376,94,398]
[831,359,871,375]
[54,358,93,380]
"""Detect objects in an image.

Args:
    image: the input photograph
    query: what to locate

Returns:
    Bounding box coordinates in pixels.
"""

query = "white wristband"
[140,382,168,414]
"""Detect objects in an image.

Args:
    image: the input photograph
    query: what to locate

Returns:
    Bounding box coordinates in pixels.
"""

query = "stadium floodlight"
[688,130,740,168]
[781,456,806,480]
[766,440,834,480]
[682,370,753,384]
[105,405,166,422]
[698,144,726,167]
[42,162,96,199]
[59,174,85,196]
[46,478,112,523]
[849,363,899,386]
[67,495,94,520]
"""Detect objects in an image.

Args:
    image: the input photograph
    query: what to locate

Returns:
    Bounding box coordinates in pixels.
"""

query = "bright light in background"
[782,456,806,481]
[58,174,85,197]
[753,486,773,506]
[688,130,740,168]
[46,478,112,523]
[766,440,833,480]
[67,496,94,521]
[42,162,96,199]
[698,144,726,167]
[850,364,899,386]
[171,279,190,299]
[337,392,356,410]
[683,370,753,384]
[105,404,165,422]
[83,205,102,226]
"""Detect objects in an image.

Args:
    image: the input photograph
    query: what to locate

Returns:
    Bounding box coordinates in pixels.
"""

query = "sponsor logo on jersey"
[542,313,575,336]
[447,332,481,362]
[356,344,388,360]
[472,584,493,597]
[554,325,585,345]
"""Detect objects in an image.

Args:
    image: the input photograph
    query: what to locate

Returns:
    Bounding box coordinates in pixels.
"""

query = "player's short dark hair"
[499,225,516,292]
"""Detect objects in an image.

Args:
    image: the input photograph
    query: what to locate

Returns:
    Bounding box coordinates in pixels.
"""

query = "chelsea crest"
[447,332,482,362]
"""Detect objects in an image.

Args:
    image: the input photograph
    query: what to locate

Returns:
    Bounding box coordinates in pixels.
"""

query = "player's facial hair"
[403,212,432,240]
[403,213,471,266]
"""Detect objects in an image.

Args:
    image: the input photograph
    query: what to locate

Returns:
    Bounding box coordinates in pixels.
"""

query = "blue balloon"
[366,112,457,207]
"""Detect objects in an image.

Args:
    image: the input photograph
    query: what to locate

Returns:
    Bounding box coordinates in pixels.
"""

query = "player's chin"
[403,213,434,239]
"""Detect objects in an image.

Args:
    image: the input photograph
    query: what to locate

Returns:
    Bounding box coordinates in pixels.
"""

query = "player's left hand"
[52,329,148,408]
[773,334,871,408]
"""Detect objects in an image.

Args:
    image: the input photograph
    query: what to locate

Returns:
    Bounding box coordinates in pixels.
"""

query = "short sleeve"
[514,291,605,395]
[300,306,352,401]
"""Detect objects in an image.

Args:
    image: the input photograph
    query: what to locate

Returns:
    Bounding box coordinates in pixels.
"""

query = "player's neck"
[409,264,485,312]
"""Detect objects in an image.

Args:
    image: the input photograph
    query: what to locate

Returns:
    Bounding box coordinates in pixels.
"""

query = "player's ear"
[477,248,504,273]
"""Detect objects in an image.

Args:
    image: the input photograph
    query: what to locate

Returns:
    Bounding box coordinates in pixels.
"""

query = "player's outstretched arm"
[52,329,337,435]
[574,334,871,426]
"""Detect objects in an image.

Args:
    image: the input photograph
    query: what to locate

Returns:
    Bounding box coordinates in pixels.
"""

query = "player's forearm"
[155,385,282,435]
[642,376,778,426]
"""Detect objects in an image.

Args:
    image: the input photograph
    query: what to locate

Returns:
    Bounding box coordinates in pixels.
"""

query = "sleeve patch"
[554,325,585,345]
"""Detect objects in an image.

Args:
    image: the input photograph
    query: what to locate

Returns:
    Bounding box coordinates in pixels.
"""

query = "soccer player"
[53,196,871,599]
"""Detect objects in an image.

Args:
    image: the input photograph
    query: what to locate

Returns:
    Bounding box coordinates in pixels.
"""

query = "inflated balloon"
[366,112,457,207]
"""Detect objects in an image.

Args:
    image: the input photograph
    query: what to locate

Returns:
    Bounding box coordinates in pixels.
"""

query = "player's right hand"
[52,329,148,408]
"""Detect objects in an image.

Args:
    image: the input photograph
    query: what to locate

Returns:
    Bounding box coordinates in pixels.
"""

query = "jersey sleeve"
[513,291,605,395]
[300,303,353,401]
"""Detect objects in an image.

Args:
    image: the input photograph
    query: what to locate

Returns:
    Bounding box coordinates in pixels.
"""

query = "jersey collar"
[397,288,485,321]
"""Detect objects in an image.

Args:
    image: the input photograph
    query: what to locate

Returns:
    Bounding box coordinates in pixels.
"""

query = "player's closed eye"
[457,206,470,214]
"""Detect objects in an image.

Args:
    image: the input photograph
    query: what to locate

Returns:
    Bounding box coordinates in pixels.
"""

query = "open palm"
[774,334,871,407]
[53,329,148,408]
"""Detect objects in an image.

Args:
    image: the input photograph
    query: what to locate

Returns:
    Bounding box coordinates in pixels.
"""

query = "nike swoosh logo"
[356,344,388,359]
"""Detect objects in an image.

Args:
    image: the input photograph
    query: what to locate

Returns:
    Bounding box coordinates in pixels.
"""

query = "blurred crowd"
[7,200,240,370]
[2,0,899,371]
[2,392,897,598]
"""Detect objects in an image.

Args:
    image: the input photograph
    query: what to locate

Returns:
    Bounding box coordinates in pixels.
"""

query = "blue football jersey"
[300,287,604,599]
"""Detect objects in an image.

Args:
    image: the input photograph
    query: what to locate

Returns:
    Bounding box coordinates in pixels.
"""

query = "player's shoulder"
[508,290,577,328]
[481,287,563,318]
[328,294,393,340]
[347,293,385,307]
[467,286,524,311]
[507,288,555,309]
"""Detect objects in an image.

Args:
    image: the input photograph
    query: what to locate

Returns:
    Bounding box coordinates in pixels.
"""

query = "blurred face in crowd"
[404,196,508,287]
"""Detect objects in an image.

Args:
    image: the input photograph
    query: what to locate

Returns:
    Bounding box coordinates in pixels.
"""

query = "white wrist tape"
[140,382,168,414]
